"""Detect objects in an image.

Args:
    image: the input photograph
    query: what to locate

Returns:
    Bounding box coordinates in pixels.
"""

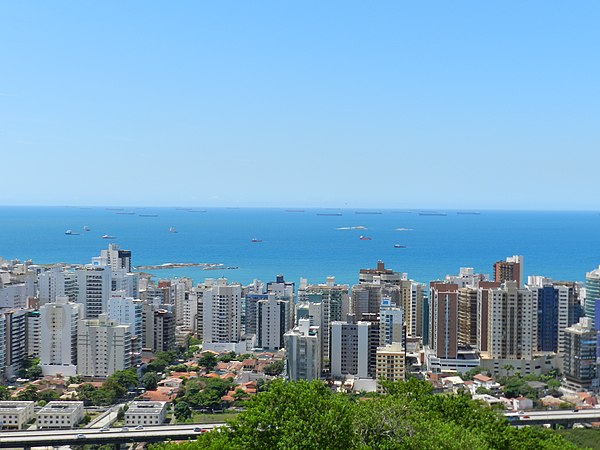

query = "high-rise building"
[376,342,405,393]
[379,298,404,346]
[284,319,321,381]
[26,310,40,358]
[40,296,82,376]
[486,281,535,360]
[585,266,600,326]
[37,267,78,305]
[298,277,349,361]
[77,314,131,378]
[257,293,291,351]
[476,281,501,353]
[457,287,478,347]
[100,244,132,272]
[429,282,459,359]
[493,255,523,287]
[330,318,371,378]
[351,284,381,321]
[108,292,142,354]
[200,278,242,345]
[359,261,405,285]
[562,318,598,392]
[76,266,111,319]
[0,309,27,379]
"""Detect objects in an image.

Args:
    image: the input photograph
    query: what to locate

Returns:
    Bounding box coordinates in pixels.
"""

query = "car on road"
[100,427,110,432]
[135,425,144,430]
[193,427,208,433]
[77,434,86,439]
[122,427,130,432]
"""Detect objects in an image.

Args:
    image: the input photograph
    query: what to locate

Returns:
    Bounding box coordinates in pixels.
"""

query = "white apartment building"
[100,244,132,272]
[0,401,35,430]
[379,297,404,346]
[201,278,242,345]
[124,401,167,426]
[108,291,142,351]
[284,319,321,381]
[37,401,84,429]
[40,296,82,377]
[76,266,111,319]
[0,277,29,309]
[37,266,78,305]
[77,314,131,378]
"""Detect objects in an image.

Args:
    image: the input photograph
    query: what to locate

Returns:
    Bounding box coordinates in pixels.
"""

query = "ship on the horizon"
[65,229,80,235]
[418,211,447,216]
[83,225,90,232]
[359,235,372,241]
[169,227,178,233]
[251,238,263,243]
[394,244,406,248]
[101,234,116,239]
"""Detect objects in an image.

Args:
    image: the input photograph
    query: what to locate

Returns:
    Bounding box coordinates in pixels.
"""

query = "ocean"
[0,206,599,286]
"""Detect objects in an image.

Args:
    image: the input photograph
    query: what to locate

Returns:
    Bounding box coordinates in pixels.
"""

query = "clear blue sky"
[1,2,599,209]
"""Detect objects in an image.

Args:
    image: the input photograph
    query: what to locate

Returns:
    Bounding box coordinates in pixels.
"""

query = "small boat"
[65,230,79,235]
[359,235,372,241]
[101,235,116,239]
[138,214,158,217]
[394,244,406,248]
[317,213,343,216]
[251,238,263,243]
[169,227,178,233]
[83,225,90,232]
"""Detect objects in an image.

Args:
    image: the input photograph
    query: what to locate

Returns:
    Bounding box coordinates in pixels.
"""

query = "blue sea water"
[0,206,599,286]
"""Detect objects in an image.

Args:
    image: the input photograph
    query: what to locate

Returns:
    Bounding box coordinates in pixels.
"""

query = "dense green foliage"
[263,360,284,376]
[557,428,599,449]
[151,379,579,450]
[76,368,139,405]
[176,377,234,410]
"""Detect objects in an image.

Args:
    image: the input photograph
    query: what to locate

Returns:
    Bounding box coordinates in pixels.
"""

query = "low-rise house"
[159,377,184,389]
[37,401,84,429]
[473,374,500,390]
[125,401,167,426]
[0,401,35,430]
[512,396,534,411]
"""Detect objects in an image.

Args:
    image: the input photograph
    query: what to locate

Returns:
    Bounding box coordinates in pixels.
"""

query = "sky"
[1,2,599,210]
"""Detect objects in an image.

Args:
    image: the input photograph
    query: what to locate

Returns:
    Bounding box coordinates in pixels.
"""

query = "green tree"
[107,368,138,391]
[174,401,192,421]
[142,372,159,391]
[0,385,12,400]
[197,353,218,371]
[38,390,60,401]
[263,360,284,376]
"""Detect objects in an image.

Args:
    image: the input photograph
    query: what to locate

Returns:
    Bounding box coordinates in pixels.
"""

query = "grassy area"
[188,411,239,424]
[556,428,599,449]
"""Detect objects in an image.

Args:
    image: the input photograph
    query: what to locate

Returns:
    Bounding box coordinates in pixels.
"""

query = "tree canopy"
[151,379,578,450]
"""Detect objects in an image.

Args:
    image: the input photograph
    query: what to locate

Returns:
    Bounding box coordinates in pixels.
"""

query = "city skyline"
[1,2,599,210]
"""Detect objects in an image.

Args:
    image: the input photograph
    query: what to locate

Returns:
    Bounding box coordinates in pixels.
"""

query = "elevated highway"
[0,423,225,448]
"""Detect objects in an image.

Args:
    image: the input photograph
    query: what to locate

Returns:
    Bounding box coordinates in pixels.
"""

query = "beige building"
[77,314,131,378]
[376,342,405,393]
[486,281,535,360]
[37,401,84,429]
[0,401,35,430]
